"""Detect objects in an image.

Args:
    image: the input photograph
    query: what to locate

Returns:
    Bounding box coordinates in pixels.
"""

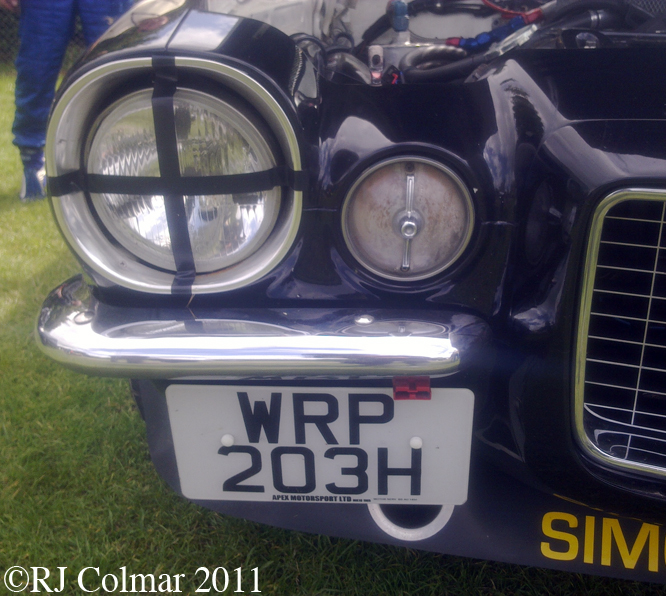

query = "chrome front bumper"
[37,277,489,379]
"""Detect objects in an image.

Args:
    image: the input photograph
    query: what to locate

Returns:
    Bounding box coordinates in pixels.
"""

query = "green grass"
[0,68,663,595]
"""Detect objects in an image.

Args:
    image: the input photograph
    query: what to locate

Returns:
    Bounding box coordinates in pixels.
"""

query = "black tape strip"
[49,55,307,297]
[152,56,196,296]
[47,166,306,197]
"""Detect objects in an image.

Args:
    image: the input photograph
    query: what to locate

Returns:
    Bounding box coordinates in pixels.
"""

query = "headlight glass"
[87,88,280,273]
[342,157,474,281]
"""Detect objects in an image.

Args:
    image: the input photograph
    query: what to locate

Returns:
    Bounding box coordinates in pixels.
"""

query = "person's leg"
[13,0,76,200]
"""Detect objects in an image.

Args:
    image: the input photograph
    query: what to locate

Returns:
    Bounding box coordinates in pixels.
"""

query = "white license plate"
[166,386,474,505]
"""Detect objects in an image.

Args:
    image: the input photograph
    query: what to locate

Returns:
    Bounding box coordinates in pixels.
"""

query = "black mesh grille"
[583,198,666,471]
[629,0,666,16]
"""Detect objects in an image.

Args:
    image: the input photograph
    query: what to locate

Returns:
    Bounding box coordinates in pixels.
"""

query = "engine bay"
[202,0,666,84]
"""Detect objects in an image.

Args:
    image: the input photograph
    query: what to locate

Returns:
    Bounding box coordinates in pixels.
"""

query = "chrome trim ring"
[575,188,666,479]
[47,57,303,295]
[341,156,474,282]
[47,58,154,175]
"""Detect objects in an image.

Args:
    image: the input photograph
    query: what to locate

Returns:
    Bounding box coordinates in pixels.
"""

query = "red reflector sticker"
[393,376,431,400]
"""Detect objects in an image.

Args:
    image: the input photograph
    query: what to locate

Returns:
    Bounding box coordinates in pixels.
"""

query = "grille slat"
[589,334,665,349]
[585,404,666,433]
[590,311,666,325]
[595,287,657,298]
[578,192,666,476]
[585,380,666,399]
[586,358,666,374]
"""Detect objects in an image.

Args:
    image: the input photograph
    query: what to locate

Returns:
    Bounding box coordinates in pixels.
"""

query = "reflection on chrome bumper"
[37,277,489,379]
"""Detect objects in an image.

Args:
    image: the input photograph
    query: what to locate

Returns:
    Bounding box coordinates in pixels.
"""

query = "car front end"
[37,0,666,581]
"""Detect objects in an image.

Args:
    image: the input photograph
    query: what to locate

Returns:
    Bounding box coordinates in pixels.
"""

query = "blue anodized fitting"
[388,0,409,32]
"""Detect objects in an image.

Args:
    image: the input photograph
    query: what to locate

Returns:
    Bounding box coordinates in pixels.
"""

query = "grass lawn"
[0,66,662,595]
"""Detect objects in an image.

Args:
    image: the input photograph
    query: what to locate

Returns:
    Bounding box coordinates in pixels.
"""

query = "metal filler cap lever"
[395,167,423,272]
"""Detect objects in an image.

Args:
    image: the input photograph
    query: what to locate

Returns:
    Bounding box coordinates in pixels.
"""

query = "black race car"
[38,0,666,581]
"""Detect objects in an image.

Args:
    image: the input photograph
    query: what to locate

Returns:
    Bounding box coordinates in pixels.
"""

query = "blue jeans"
[13,0,130,149]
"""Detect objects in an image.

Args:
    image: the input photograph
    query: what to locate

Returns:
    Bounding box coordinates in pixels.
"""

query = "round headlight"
[87,88,280,273]
[342,157,474,281]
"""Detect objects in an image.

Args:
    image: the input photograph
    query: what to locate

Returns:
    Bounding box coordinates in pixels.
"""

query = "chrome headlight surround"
[46,57,302,294]
[341,157,475,282]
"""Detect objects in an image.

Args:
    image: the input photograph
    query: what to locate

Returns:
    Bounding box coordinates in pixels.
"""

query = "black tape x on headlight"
[46,56,304,295]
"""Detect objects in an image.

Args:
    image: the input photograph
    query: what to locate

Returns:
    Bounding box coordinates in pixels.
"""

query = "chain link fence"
[1,9,97,70]
[0,10,20,65]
